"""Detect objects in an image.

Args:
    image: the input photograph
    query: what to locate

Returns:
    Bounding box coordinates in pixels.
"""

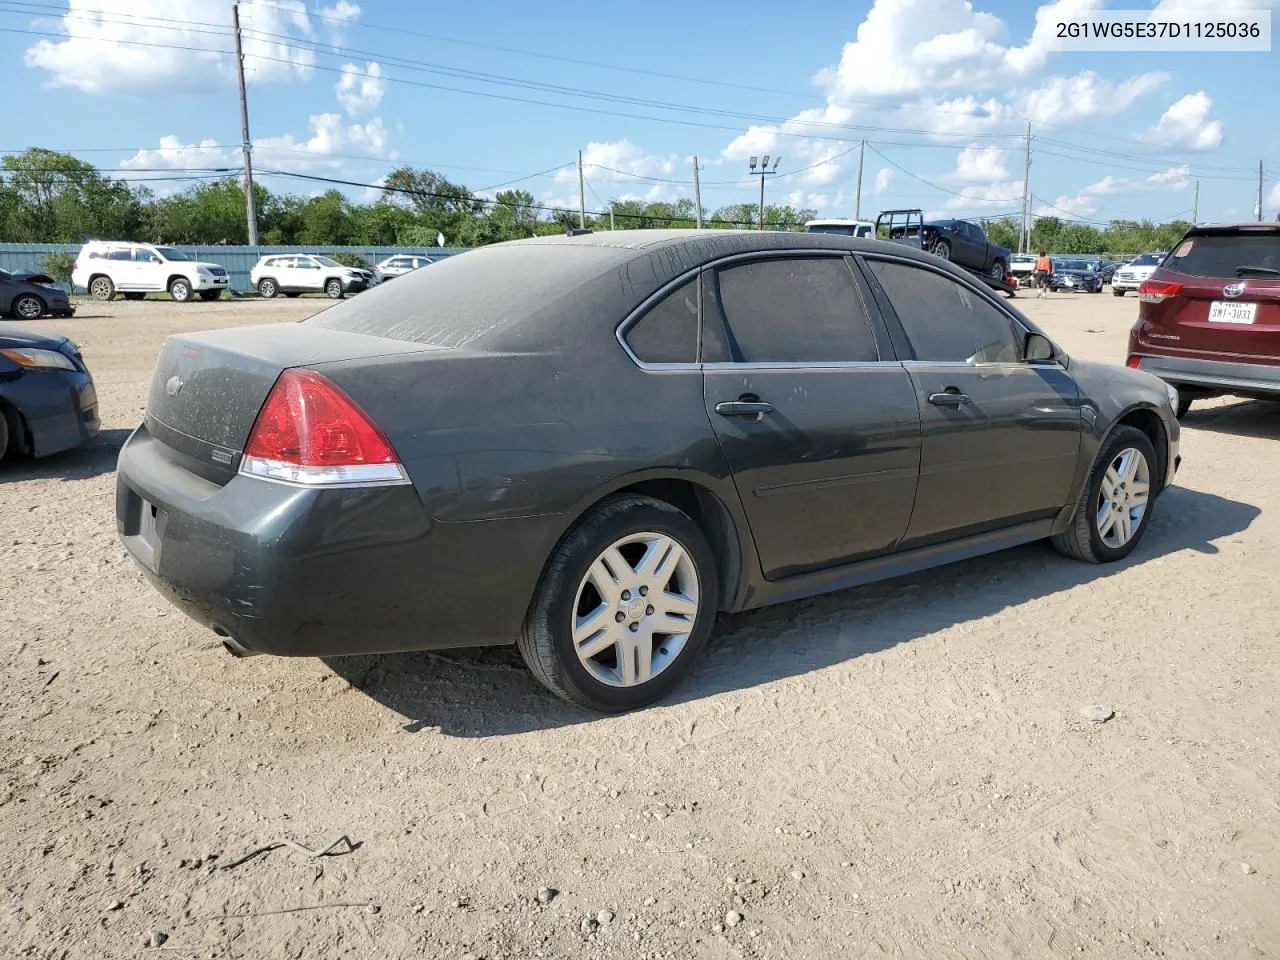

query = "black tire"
[1052,425,1159,564]
[12,294,44,320]
[169,278,193,303]
[517,494,719,712]
[933,240,952,261]
[284,292,301,298]
[1173,390,1193,419]
[89,275,115,301]
[989,258,1006,280]
[199,289,221,302]
[1112,289,1125,297]
[0,405,9,461]
[258,278,278,299]
[325,278,344,299]
[123,292,145,301]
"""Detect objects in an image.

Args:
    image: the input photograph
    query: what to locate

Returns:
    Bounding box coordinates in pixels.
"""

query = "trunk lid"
[1139,229,1280,364]
[144,323,440,482]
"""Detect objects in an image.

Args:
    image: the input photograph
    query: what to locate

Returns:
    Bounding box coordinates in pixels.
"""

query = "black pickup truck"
[875,209,1017,296]
[876,210,1011,281]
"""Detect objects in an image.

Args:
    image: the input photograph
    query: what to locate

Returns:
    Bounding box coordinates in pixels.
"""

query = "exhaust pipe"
[213,625,260,658]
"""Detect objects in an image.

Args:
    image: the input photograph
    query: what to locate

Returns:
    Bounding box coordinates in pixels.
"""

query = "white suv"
[374,254,434,281]
[250,254,374,299]
[71,241,230,302]
[1111,251,1166,297]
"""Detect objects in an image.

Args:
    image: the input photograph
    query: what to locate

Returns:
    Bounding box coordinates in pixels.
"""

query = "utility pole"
[609,203,615,231]
[692,156,703,228]
[232,4,259,246]
[1257,160,1264,222]
[577,150,586,229]
[1019,121,1031,254]
[749,155,780,230]
[854,140,865,220]
[1192,181,1199,225]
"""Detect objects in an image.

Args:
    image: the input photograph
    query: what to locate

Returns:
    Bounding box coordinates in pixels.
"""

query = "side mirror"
[1024,332,1055,362]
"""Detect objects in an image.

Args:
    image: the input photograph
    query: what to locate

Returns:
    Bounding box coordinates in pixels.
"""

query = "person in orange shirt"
[1034,251,1053,298]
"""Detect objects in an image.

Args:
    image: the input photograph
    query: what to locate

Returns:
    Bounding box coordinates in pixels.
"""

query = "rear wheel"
[12,294,44,320]
[169,278,193,303]
[89,276,115,301]
[518,494,718,712]
[199,289,221,302]
[1052,425,1158,563]
[123,292,145,301]
[257,278,277,299]
[325,278,344,299]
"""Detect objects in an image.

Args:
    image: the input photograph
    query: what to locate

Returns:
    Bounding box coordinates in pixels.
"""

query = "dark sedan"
[116,231,1181,712]
[1050,259,1105,293]
[1,269,75,319]
[1,322,100,461]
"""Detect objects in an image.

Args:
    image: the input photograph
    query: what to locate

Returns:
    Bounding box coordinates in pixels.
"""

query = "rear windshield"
[1129,253,1163,267]
[305,244,634,349]
[1163,233,1280,278]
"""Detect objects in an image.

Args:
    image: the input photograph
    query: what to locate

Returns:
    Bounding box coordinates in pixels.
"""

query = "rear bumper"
[1132,354,1280,400]
[115,425,548,657]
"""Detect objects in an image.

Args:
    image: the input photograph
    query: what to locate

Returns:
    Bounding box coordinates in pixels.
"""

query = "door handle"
[928,390,970,406]
[715,400,774,418]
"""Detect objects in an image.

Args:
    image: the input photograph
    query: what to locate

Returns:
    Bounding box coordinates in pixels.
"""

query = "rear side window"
[624,278,698,364]
[714,257,879,363]
[1163,233,1280,278]
[866,259,1022,364]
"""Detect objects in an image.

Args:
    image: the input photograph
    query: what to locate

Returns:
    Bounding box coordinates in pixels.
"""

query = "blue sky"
[4,0,1279,226]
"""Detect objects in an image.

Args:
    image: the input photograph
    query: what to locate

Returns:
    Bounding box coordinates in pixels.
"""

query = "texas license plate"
[1208,301,1257,324]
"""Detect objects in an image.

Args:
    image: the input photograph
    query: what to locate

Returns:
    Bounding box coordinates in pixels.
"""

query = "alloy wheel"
[572,531,699,688]
[15,296,42,319]
[1096,447,1150,548]
[90,277,113,300]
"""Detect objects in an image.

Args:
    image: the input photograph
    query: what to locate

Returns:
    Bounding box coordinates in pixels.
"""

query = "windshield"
[1130,253,1163,266]
[313,255,344,268]
[153,247,192,261]
[1163,232,1280,278]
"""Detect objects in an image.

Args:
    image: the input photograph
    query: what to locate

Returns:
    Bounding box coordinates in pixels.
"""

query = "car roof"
[307,229,1023,352]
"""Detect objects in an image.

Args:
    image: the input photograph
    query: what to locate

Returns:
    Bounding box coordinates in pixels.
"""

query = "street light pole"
[749,155,781,230]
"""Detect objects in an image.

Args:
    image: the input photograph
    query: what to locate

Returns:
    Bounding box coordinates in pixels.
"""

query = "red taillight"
[1138,279,1182,303]
[1126,355,1141,369]
[240,368,406,486]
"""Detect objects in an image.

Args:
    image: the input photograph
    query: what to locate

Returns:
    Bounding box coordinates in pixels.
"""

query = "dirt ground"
[2,287,1278,960]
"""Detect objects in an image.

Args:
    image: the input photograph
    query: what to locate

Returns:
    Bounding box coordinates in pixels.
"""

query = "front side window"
[624,277,697,364]
[107,249,131,261]
[714,257,879,363]
[866,259,1022,364]
[153,247,191,262]
[313,255,342,268]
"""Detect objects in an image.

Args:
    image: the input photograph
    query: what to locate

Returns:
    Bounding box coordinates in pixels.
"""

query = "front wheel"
[518,494,719,712]
[12,294,44,320]
[1052,425,1158,563]
[169,278,193,303]
[932,240,952,261]
[989,258,1006,280]
[1112,289,1125,297]
[325,278,344,299]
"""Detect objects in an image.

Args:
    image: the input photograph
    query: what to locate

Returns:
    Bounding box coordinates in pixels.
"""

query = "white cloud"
[555,139,688,204]
[1016,71,1167,125]
[1267,183,1280,210]
[319,0,361,46]
[1038,164,1191,218]
[335,61,385,115]
[1141,92,1224,151]
[942,181,1024,212]
[24,0,315,94]
[946,145,1009,183]
[122,136,234,172]
[255,113,388,170]
[873,168,894,194]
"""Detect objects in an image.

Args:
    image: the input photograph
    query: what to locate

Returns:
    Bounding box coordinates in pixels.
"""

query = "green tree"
[2,147,145,242]
[41,251,75,283]
[985,217,1019,250]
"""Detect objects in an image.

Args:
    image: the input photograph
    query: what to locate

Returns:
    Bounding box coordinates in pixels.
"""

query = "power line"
[865,144,1022,203]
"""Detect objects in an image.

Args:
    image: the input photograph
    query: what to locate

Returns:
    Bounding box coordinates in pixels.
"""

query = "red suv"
[1127,223,1280,418]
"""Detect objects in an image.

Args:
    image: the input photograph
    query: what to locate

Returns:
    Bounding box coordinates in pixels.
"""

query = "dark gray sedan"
[116,231,1181,712]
